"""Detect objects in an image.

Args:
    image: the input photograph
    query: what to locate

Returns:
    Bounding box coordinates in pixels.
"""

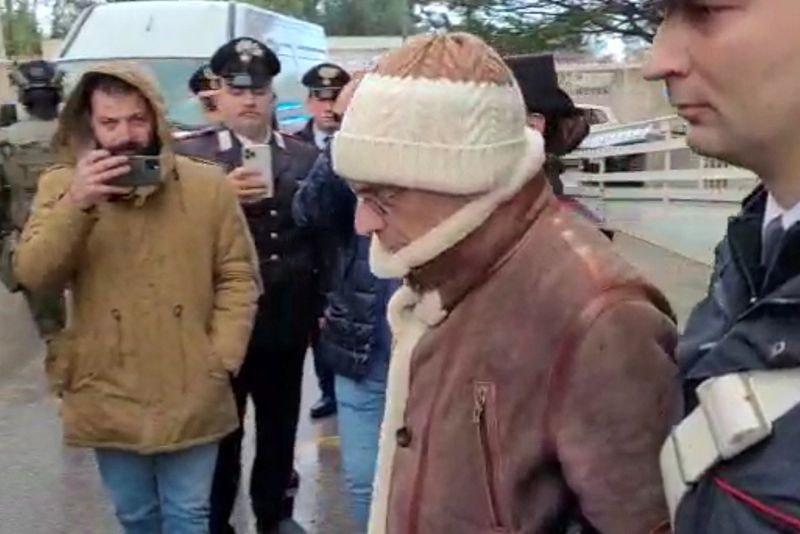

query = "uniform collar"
[232,129,286,150]
[312,122,333,150]
[764,193,800,234]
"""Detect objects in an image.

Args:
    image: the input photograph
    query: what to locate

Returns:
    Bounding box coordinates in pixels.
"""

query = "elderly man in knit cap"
[331,33,678,534]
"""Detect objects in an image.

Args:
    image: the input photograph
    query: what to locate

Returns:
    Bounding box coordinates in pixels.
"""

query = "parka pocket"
[473,381,511,532]
[200,329,228,381]
[45,332,78,395]
[173,304,227,388]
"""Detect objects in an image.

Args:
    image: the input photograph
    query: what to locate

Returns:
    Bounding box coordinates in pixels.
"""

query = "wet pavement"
[0,226,713,534]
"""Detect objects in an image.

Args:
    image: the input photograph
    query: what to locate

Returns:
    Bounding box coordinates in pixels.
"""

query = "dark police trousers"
[210,278,316,532]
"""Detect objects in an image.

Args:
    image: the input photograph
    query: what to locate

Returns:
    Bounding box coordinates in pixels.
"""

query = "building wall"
[326,35,404,72]
[557,63,673,123]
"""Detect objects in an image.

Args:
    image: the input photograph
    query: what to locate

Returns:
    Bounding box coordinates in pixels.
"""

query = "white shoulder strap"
[661,369,800,523]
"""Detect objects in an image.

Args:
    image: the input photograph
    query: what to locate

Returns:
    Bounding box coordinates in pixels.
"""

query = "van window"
[59,58,209,129]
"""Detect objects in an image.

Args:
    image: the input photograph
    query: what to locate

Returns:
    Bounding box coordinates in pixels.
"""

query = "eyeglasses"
[349,183,399,216]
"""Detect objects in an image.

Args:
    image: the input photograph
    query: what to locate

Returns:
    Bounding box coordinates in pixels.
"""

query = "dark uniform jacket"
[293,118,340,314]
[674,186,800,533]
[296,120,316,148]
[175,127,319,287]
[293,150,398,381]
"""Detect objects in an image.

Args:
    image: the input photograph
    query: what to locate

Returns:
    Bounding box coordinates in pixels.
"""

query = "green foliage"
[323,0,410,36]
[50,0,96,38]
[2,0,42,56]
[414,0,661,55]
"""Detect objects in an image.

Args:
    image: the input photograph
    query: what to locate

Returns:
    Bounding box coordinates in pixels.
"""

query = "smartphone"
[109,155,162,188]
[241,144,274,198]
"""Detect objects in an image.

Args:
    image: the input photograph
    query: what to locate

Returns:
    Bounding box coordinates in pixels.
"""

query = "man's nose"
[118,121,136,143]
[642,19,690,82]
[354,200,385,236]
[242,91,258,106]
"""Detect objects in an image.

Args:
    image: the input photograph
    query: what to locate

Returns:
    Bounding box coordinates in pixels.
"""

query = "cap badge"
[235,39,264,65]
[319,66,339,87]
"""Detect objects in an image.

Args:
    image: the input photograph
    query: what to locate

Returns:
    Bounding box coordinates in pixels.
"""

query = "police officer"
[176,38,319,534]
[297,63,351,150]
[0,60,65,338]
[188,63,222,124]
[297,63,351,421]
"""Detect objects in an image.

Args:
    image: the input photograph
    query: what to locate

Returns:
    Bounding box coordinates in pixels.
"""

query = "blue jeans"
[95,443,218,534]
[335,374,386,531]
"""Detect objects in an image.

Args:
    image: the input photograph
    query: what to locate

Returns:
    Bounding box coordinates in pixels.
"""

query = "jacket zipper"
[473,383,505,529]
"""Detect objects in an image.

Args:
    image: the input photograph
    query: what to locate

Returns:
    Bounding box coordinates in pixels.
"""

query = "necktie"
[762,216,785,268]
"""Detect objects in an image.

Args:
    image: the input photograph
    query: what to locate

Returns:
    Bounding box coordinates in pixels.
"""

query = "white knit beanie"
[332,32,544,196]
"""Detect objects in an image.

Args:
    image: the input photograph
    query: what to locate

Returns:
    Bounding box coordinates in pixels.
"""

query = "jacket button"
[111,308,121,320]
[270,232,278,239]
[396,426,412,448]
[173,304,183,317]
[269,254,280,261]
[270,209,279,217]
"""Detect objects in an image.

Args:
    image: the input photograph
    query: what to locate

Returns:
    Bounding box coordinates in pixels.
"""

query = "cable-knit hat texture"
[332,33,544,196]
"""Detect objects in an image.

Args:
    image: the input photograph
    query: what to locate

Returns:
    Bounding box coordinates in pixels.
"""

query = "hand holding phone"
[67,150,134,210]
[241,144,273,199]
[108,156,163,188]
[226,167,268,204]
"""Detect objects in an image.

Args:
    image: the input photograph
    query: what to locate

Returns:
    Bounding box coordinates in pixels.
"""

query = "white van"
[55,0,328,130]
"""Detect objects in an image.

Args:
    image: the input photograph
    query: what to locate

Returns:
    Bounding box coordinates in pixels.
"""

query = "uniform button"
[270,209,279,217]
[173,304,183,317]
[270,232,278,239]
[269,254,280,261]
[396,426,412,448]
[771,341,787,358]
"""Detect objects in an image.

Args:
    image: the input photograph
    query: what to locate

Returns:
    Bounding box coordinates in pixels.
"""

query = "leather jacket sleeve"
[554,299,678,534]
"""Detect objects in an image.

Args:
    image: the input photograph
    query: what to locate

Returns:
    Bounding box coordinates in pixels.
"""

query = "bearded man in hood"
[331,33,678,534]
[12,64,260,534]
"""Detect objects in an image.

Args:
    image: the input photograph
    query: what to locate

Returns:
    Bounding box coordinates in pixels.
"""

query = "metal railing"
[563,115,758,204]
